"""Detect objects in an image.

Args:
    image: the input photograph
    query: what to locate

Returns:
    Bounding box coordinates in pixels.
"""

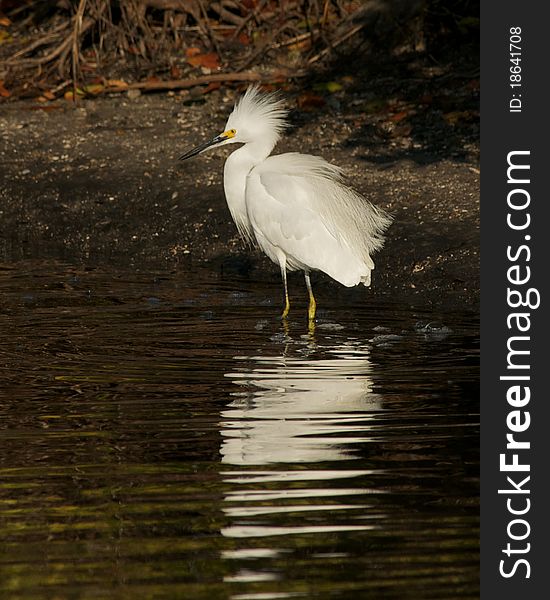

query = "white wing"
[245,153,391,287]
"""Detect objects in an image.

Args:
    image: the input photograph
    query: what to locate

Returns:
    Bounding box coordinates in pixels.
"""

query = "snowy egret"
[179,85,392,321]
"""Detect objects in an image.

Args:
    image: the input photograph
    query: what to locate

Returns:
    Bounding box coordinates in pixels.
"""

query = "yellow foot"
[307,295,316,322]
[281,295,290,319]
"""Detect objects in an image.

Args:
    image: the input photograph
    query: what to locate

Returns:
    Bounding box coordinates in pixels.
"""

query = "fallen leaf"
[389,110,409,123]
[297,92,325,110]
[185,47,201,58]
[0,16,11,26]
[443,110,474,125]
[458,16,480,31]
[170,65,182,79]
[82,83,104,95]
[237,32,250,45]
[0,80,10,98]
[187,52,220,69]
[363,99,386,114]
[287,39,312,52]
[325,81,343,93]
[391,123,412,137]
[419,93,433,105]
[64,88,85,101]
[202,82,221,94]
[106,79,128,88]
[0,29,12,44]
[313,81,343,93]
[42,90,55,100]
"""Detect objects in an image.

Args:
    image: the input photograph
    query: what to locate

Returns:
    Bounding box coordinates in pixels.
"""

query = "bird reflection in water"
[221,345,381,466]
[219,344,383,546]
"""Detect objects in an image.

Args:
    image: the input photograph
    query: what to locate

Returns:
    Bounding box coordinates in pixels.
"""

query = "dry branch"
[138,0,196,10]
[105,71,303,93]
[6,21,70,62]
[209,2,243,27]
[308,22,366,64]
[71,0,88,100]
[0,0,427,99]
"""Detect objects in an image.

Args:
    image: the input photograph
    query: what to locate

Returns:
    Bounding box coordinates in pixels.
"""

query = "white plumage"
[179,85,392,321]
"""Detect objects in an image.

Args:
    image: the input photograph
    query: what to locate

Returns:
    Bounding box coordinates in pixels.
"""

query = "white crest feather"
[225,85,289,144]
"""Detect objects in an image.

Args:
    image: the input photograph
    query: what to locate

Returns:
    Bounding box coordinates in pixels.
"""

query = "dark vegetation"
[1,0,478,100]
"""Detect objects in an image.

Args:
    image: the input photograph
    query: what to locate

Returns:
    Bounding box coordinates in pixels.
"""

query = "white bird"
[179,85,392,322]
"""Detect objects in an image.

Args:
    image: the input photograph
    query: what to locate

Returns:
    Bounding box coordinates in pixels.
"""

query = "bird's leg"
[280,263,290,319]
[304,271,316,322]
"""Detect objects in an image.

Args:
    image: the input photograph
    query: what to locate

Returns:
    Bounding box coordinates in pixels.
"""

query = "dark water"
[0,261,479,599]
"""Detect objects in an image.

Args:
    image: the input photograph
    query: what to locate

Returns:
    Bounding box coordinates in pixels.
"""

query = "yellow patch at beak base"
[222,129,236,139]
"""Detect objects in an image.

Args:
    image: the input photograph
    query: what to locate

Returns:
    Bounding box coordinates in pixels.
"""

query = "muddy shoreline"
[0,82,479,312]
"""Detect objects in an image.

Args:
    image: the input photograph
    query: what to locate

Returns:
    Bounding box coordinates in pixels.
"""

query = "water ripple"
[0,260,479,599]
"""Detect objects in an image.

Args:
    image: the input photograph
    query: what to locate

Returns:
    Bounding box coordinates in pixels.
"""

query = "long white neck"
[223,139,276,242]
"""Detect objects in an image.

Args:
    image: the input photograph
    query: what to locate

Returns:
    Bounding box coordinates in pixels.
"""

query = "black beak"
[179,135,225,161]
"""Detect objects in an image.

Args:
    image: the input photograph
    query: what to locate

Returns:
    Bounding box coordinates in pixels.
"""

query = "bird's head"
[179,85,289,161]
